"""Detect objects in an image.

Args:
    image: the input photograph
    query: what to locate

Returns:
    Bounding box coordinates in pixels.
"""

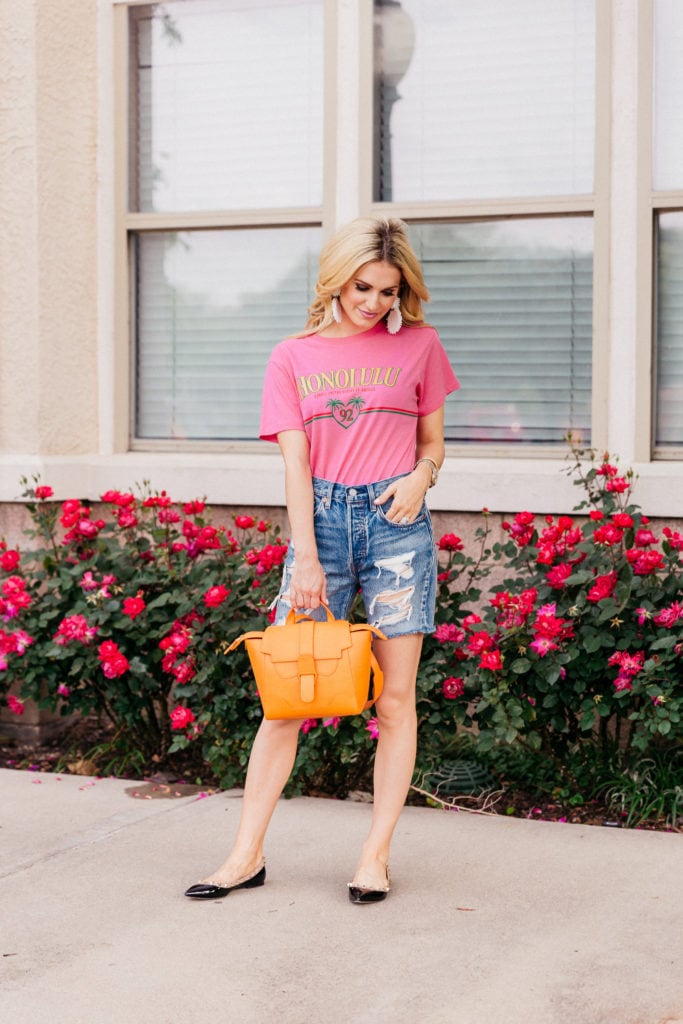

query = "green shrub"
[432,447,683,781]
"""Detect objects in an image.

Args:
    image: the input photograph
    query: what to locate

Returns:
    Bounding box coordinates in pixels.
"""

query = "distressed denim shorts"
[273,474,437,638]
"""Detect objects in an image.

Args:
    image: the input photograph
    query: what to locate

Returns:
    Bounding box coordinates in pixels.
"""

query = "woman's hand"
[288,553,327,611]
[375,407,445,524]
[373,467,431,525]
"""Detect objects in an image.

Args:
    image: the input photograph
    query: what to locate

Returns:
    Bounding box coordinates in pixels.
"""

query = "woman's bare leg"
[350,633,423,889]
[200,716,301,885]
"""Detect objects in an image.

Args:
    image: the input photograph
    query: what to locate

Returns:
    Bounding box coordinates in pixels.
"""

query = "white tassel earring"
[386,298,403,335]
[331,295,342,323]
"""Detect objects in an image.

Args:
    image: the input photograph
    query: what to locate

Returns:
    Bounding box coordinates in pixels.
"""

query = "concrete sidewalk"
[1,768,681,1024]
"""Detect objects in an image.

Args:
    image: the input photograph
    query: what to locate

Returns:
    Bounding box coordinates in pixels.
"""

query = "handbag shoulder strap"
[363,649,384,709]
[224,631,263,653]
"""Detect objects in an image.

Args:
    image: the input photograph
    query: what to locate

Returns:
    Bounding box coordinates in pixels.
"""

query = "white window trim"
[2,451,682,517]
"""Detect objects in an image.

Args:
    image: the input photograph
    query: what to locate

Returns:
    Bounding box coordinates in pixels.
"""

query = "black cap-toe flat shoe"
[347,884,389,904]
[184,862,266,900]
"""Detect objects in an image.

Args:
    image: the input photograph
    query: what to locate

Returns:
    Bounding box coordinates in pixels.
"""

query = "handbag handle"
[285,601,335,626]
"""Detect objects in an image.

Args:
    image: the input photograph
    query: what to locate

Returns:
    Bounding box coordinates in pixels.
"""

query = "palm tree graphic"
[326,395,365,427]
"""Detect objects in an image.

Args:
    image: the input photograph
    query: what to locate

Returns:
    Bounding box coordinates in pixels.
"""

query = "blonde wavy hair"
[301,217,430,336]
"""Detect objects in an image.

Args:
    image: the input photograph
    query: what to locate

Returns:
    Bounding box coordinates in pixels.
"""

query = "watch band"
[414,457,439,487]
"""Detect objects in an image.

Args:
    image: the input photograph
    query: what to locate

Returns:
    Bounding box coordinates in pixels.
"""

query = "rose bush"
[427,449,683,785]
[0,480,286,772]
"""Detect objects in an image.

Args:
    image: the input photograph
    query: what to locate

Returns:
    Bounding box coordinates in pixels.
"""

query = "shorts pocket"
[375,499,428,528]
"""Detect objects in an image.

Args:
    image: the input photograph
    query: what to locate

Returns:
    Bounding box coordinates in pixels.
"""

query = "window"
[135,228,321,440]
[131,0,323,212]
[653,0,683,453]
[374,0,596,447]
[127,0,324,445]
[409,218,592,445]
[374,0,595,203]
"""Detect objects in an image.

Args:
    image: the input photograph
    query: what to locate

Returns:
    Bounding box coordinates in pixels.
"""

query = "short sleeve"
[259,345,306,442]
[417,331,460,416]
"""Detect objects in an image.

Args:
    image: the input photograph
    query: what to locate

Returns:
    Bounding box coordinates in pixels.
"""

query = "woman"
[185,217,459,904]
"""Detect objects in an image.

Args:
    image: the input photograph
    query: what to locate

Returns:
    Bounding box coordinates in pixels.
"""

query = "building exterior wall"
[0,0,681,524]
[0,0,99,460]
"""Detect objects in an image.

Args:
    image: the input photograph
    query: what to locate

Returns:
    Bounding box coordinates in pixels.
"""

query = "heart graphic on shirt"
[326,396,366,429]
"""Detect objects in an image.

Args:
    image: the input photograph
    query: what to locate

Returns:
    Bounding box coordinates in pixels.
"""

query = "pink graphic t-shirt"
[259,322,459,485]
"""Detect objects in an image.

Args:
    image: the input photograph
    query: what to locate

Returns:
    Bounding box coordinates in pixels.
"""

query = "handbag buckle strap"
[297,653,317,702]
[297,621,317,702]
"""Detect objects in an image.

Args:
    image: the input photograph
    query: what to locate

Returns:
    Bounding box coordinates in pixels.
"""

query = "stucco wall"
[0,0,99,456]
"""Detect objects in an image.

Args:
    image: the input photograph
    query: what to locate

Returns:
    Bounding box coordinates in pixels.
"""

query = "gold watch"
[414,457,439,487]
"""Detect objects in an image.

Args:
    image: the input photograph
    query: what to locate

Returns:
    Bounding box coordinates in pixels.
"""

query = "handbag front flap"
[260,619,353,664]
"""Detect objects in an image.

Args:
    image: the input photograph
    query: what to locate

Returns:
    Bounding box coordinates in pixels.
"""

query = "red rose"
[611,513,633,528]
[34,485,54,500]
[204,584,230,607]
[235,515,255,530]
[438,533,463,551]
[183,500,205,515]
[122,594,146,619]
[170,706,196,731]
[587,571,617,602]
[480,650,503,671]
[7,694,24,716]
[0,550,20,572]
[442,677,465,699]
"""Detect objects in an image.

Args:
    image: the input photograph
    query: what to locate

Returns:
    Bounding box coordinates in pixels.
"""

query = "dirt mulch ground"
[1,717,677,832]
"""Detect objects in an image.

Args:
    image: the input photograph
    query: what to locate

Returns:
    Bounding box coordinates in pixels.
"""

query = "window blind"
[132,0,323,212]
[409,219,593,445]
[374,0,595,202]
[135,228,321,440]
[655,213,683,448]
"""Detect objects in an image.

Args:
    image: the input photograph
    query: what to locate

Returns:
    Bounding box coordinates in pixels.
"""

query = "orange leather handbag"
[226,604,386,720]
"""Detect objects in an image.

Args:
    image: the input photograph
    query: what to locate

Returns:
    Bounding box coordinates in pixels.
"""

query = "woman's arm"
[277,429,327,610]
[373,406,446,523]
[413,405,446,488]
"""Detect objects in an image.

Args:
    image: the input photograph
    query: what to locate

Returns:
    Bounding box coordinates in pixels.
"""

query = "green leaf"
[565,569,595,586]
[582,633,604,654]
[509,657,531,674]
[650,636,679,651]
[145,593,173,609]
